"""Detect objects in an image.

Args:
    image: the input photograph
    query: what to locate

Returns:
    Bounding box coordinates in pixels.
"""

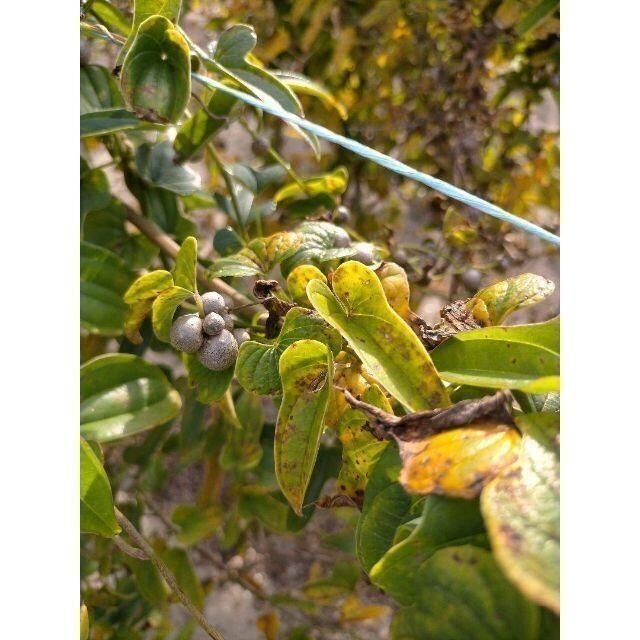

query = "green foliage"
[80,2,559,637]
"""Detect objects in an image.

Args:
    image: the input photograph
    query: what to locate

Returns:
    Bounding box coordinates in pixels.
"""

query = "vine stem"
[124,206,253,316]
[114,508,226,640]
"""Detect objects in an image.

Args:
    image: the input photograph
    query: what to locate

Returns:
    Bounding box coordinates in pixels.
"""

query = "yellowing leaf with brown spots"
[256,612,279,640]
[481,412,559,614]
[376,261,412,319]
[307,261,449,412]
[286,264,327,307]
[468,273,555,325]
[398,419,521,499]
[275,339,333,515]
[336,384,391,500]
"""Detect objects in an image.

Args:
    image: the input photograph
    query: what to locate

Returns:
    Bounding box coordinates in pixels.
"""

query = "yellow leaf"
[286,264,327,307]
[376,262,412,319]
[256,611,279,640]
[399,419,521,499]
[340,594,392,623]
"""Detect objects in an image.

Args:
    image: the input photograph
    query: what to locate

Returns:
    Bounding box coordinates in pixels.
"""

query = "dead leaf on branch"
[340,388,521,499]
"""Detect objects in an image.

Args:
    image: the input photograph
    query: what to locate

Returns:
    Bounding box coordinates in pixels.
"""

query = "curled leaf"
[469,273,555,325]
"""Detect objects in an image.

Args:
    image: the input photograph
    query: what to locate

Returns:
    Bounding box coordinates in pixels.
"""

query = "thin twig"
[115,508,226,640]
[113,535,149,560]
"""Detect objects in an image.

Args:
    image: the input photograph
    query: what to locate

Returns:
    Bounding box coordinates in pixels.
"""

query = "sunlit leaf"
[172,236,198,292]
[336,384,391,500]
[398,419,521,499]
[151,285,193,342]
[376,261,412,319]
[124,270,174,304]
[120,15,191,123]
[275,339,333,515]
[81,354,182,442]
[389,546,540,639]
[430,318,559,392]
[308,261,449,412]
[235,307,341,396]
[274,167,348,202]
[286,264,327,307]
[273,70,348,120]
[86,0,131,36]
[469,273,555,326]
[80,437,121,536]
[116,0,183,66]
[481,412,560,614]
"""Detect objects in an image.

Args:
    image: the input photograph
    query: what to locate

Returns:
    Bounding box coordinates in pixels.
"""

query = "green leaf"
[135,140,201,195]
[279,221,355,277]
[307,261,449,412]
[172,236,198,292]
[80,437,121,536]
[430,317,559,392]
[184,352,235,403]
[235,307,342,396]
[159,548,205,610]
[369,495,487,604]
[390,546,540,639]
[274,166,348,202]
[516,0,559,36]
[116,0,183,66]
[273,70,348,120]
[356,444,414,572]
[80,164,111,218]
[469,273,555,326]
[207,254,262,278]
[151,285,193,342]
[481,412,560,614]
[80,108,146,138]
[81,242,135,336]
[220,391,265,471]
[171,504,224,545]
[208,25,320,157]
[81,354,182,442]
[124,270,174,304]
[173,87,237,161]
[213,227,244,257]
[120,15,191,123]
[86,0,132,36]
[81,65,125,114]
[82,199,159,269]
[275,339,333,515]
[124,557,166,606]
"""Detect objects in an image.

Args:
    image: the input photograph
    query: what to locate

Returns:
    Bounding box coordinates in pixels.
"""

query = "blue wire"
[192,73,560,247]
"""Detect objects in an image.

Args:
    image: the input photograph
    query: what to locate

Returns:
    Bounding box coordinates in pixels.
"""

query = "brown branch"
[124,206,253,316]
[115,509,226,640]
[340,388,514,442]
[113,534,148,560]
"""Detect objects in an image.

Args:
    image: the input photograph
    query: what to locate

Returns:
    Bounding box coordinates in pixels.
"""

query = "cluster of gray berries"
[332,226,376,265]
[170,292,250,371]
